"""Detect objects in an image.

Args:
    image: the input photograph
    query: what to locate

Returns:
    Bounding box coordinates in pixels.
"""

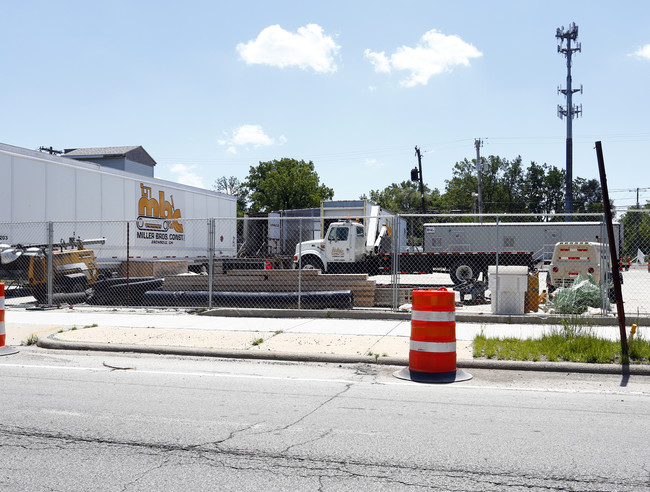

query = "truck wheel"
[301,257,323,271]
[450,261,477,285]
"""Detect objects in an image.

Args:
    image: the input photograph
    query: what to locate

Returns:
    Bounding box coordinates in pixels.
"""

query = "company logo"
[137,183,183,233]
[331,247,344,257]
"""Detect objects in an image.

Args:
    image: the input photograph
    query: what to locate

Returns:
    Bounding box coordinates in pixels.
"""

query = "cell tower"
[556,22,582,219]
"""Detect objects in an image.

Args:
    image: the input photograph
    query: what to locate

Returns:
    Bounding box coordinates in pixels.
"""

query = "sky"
[2,1,650,210]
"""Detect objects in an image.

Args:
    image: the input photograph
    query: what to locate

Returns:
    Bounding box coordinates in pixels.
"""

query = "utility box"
[488,265,529,314]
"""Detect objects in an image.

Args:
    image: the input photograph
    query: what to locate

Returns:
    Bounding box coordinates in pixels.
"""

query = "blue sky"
[3,1,650,209]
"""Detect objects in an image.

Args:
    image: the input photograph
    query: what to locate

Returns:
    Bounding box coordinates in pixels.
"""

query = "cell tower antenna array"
[556,22,582,219]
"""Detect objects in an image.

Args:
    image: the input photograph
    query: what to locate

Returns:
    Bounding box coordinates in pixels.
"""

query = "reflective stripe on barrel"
[408,288,457,374]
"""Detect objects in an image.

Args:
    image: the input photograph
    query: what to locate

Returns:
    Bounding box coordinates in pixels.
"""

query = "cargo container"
[0,143,237,263]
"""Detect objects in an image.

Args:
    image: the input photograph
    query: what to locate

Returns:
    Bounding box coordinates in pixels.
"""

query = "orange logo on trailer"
[137,183,184,233]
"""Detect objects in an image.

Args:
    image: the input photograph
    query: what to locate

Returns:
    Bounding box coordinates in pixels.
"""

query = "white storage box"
[488,266,529,314]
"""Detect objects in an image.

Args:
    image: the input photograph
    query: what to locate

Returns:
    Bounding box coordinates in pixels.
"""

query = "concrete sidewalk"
[3,307,649,375]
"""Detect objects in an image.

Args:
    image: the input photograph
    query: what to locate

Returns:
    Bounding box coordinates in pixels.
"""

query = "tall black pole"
[595,141,627,358]
[415,146,425,214]
[557,23,582,221]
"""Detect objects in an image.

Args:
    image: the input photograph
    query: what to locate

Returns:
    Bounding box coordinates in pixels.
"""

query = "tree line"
[220,155,606,218]
[215,155,650,258]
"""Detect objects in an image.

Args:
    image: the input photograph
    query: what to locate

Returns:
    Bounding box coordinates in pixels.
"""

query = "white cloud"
[236,24,340,73]
[169,164,205,188]
[365,29,482,87]
[364,50,391,73]
[219,124,286,152]
[633,44,650,60]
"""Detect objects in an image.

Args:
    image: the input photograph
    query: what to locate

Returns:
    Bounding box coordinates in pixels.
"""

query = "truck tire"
[450,260,477,285]
[300,256,323,272]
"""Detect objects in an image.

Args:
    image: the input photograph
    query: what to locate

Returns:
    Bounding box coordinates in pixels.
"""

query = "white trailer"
[0,143,237,262]
[423,221,622,263]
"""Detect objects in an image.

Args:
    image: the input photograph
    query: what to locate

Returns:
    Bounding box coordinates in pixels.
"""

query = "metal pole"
[46,222,53,307]
[494,216,500,312]
[595,141,627,358]
[564,40,574,221]
[415,146,426,214]
[126,222,130,306]
[298,218,302,310]
[392,216,400,311]
[207,218,215,309]
[475,139,484,223]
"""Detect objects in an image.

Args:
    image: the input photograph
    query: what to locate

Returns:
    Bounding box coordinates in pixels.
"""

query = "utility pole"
[556,23,582,221]
[411,146,426,214]
[474,138,484,223]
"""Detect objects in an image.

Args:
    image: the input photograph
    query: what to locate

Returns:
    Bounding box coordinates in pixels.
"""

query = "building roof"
[63,145,156,166]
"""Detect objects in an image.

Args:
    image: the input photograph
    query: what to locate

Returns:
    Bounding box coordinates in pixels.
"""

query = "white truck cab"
[294,221,374,272]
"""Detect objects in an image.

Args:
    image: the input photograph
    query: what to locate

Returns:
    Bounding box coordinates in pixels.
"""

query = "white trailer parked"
[423,221,622,263]
[0,143,237,262]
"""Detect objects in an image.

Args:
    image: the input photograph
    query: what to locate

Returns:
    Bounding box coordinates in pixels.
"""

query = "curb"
[36,335,650,376]
[199,307,648,327]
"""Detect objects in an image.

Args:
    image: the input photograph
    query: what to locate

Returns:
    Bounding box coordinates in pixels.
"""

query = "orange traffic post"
[0,283,19,356]
[395,288,471,383]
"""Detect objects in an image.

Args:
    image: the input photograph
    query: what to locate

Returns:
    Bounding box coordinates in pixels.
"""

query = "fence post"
[46,221,53,307]
[599,218,607,313]
[207,218,215,309]
[494,216,500,311]
[391,215,400,311]
[297,218,302,310]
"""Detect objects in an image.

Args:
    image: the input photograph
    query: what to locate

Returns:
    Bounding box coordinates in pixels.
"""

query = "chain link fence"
[2,211,649,317]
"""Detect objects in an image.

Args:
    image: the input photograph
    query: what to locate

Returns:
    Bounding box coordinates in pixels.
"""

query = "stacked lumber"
[121,260,188,278]
[374,286,413,307]
[162,269,376,307]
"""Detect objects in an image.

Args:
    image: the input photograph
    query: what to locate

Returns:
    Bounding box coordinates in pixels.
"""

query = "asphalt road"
[2,348,650,491]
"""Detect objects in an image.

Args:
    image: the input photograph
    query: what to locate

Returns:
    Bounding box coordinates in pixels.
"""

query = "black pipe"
[142,290,354,309]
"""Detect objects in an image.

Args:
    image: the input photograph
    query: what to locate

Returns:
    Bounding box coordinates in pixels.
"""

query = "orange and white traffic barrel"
[395,288,471,383]
[0,283,19,356]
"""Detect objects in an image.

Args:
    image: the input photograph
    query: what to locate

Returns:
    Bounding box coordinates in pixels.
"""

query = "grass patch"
[473,319,650,365]
[251,338,264,346]
[24,333,39,346]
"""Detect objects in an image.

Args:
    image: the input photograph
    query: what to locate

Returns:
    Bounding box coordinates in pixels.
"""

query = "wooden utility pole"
[595,141,627,358]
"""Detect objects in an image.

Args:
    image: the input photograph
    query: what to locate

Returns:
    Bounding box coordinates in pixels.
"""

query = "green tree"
[244,158,333,212]
[621,205,650,259]
[573,177,604,213]
[439,158,477,214]
[213,176,248,216]
[362,181,441,214]
[543,166,566,217]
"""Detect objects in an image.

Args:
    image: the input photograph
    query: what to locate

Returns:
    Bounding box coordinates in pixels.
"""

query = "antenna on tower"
[556,22,582,220]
